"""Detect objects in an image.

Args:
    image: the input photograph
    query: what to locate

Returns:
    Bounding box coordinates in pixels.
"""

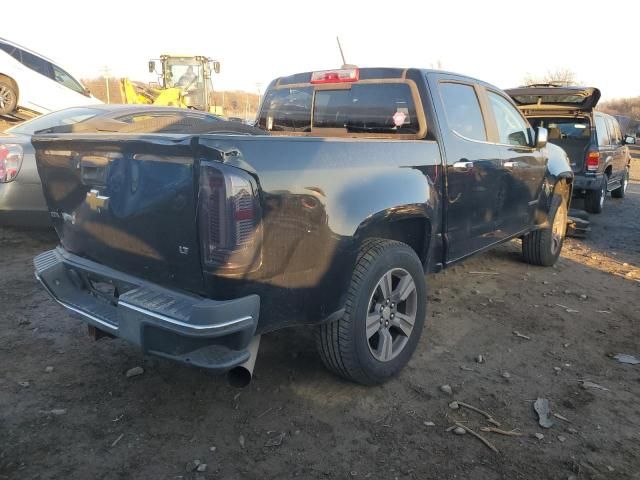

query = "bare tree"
[600,97,640,121]
[522,68,579,87]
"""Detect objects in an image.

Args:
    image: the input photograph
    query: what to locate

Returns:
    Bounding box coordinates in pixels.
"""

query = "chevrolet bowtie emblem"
[86,189,109,211]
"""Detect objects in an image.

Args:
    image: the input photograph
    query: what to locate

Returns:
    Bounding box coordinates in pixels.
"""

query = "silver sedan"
[0,105,264,226]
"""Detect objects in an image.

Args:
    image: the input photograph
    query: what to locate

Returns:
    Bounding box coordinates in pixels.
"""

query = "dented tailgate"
[33,134,205,294]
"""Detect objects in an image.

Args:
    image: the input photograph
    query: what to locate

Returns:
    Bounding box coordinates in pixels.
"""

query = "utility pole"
[256,83,263,116]
[101,66,111,104]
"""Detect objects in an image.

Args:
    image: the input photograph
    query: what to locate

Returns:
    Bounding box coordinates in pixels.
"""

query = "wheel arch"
[538,144,573,215]
[604,164,613,177]
[353,210,433,270]
[552,175,572,201]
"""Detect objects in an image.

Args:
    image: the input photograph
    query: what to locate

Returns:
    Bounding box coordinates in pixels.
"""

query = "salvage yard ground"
[1,185,640,479]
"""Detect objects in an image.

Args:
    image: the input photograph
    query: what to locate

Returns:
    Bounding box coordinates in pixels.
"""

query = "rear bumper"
[34,248,260,372]
[572,173,603,192]
[0,181,50,227]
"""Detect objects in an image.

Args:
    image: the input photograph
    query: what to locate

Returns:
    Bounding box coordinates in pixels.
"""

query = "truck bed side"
[33,133,442,332]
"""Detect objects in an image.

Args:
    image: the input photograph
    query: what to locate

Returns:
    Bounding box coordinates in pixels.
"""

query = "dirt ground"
[1,183,639,480]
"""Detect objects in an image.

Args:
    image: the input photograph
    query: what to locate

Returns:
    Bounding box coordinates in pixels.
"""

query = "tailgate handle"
[452,160,474,172]
[81,155,115,185]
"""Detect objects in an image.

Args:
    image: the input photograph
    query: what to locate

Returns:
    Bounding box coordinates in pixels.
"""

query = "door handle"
[452,161,474,172]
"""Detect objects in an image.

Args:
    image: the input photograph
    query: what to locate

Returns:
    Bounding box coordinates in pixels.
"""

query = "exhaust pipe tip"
[227,366,253,388]
[227,335,260,388]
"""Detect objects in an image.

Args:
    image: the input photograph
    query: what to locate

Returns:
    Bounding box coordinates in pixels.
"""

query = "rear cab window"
[257,87,313,133]
[257,71,425,139]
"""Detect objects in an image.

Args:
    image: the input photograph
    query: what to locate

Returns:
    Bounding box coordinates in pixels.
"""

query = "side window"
[0,43,22,62]
[595,115,610,146]
[20,51,52,78]
[606,117,620,144]
[439,83,486,141]
[487,91,531,147]
[51,65,86,95]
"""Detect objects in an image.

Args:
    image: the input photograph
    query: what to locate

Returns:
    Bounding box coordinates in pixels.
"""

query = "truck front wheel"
[522,192,568,267]
[316,239,427,385]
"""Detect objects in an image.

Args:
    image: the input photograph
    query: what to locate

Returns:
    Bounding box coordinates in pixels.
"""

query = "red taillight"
[310,68,359,84]
[0,144,24,183]
[585,151,600,172]
[198,163,261,272]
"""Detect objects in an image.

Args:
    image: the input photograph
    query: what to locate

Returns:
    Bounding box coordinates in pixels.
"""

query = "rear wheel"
[0,80,17,116]
[611,168,629,199]
[584,174,607,214]
[316,239,427,385]
[522,191,568,266]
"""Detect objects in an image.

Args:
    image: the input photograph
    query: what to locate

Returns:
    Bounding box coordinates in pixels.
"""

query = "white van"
[0,37,102,116]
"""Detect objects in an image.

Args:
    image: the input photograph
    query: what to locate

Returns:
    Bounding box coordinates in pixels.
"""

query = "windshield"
[8,107,104,135]
[165,60,204,90]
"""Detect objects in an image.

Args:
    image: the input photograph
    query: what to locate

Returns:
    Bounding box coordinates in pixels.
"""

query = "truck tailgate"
[33,134,205,294]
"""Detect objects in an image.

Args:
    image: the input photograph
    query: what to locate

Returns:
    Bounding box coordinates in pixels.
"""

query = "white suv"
[0,37,102,116]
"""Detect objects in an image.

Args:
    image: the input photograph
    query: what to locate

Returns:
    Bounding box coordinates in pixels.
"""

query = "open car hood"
[505,86,601,111]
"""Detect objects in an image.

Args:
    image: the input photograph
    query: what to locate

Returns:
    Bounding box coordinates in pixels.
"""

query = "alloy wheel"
[366,268,418,362]
[0,85,14,110]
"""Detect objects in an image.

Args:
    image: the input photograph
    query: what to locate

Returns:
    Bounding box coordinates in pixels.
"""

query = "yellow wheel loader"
[120,55,223,114]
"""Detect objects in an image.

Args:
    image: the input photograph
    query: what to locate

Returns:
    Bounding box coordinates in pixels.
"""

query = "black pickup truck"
[32,67,573,385]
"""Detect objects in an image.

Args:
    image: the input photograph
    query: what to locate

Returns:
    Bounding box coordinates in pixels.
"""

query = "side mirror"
[84,88,91,97]
[623,135,636,145]
[535,126,548,149]
[212,61,221,74]
[148,60,155,73]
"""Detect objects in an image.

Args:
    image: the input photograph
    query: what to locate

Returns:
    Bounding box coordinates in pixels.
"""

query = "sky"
[4,0,638,100]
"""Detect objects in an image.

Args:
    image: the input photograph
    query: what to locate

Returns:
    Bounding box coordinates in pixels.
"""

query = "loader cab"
[149,55,221,113]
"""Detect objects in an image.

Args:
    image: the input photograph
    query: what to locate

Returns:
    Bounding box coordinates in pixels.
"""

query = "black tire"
[0,79,18,116]
[584,175,607,214]
[522,192,568,266]
[316,239,427,385]
[611,168,629,199]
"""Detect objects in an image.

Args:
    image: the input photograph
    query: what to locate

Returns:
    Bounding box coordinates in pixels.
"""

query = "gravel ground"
[1,185,639,480]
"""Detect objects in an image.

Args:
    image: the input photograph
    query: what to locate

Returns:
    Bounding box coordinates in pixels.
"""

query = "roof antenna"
[337,36,357,69]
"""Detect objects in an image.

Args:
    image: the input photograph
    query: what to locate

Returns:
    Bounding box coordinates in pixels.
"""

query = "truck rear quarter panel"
[197,135,442,332]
